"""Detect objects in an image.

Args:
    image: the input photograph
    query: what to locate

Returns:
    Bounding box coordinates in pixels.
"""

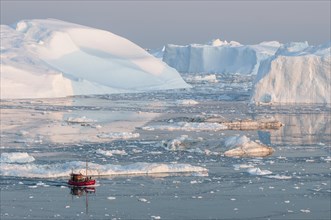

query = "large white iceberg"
[0,19,190,99]
[251,42,331,104]
[161,39,280,74]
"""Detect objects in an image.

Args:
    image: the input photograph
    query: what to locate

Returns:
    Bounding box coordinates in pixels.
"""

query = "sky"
[1,0,330,48]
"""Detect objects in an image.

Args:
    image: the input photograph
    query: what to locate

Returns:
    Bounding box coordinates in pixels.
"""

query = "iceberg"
[0,19,190,99]
[251,42,331,104]
[161,39,280,74]
[223,135,274,157]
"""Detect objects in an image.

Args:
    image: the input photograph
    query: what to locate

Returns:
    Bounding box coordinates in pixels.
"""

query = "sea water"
[1,73,330,219]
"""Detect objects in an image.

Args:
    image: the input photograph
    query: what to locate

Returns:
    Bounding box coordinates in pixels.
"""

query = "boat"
[68,161,96,186]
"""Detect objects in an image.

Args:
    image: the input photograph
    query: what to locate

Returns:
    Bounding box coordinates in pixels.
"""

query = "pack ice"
[162,39,280,74]
[0,19,190,99]
[251,42,331,104]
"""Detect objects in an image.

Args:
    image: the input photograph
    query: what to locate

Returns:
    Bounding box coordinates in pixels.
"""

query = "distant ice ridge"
[251,42,331,104]
[161,39,280,74]
[0,161,208,178]
[0,19,190,99]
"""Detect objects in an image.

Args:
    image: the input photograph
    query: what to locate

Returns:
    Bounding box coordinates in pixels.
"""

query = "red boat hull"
[68,179,96,186]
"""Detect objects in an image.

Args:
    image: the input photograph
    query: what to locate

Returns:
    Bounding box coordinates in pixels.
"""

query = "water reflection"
[259,113,331,145]
[70,186,96,197]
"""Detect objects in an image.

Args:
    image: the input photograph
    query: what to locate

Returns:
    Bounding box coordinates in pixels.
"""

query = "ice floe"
[142,122,227,132]
[0,161,208,178]
[66,116,96,124]
[96,149,128,156]
[175,99,199,105]
[97,132,140,139]
[0,152,35,163]
[247,167,272,176]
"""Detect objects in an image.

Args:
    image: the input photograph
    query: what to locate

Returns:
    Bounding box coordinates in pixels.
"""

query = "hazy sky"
[1,0,330,48]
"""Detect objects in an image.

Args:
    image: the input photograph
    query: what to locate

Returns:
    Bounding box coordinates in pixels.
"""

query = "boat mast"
[86,159,88,177]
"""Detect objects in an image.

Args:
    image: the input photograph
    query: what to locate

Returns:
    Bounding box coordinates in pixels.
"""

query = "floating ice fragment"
[247,168,272,176]
[266,175,292,180]
[176,99,199,105]
[0,152,35,163]
[96,149,127,157]
[138,198,149,203]
[142,122,227,132]
[66,116,96,124]
[1,161,207,178]
[233,164,255,170]
[97,132,140,139]
[300,209,311,213]
[191,74,218,83]
[224,136,274,157]
[107,197,116,200]
[151,216,161,220]
[65,206,70,208]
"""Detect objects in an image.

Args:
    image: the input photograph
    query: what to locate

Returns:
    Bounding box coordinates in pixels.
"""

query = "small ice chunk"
[224,136,274,157]
[176,99,199,105]
[138,198,150,203]
[66,116,96,123]
[247,167,272,176]
[97,132,139,139]
[107,196,116,200]
[96,149,127,157]
[300,209,311,213]
[151,216,161,219]
[266,175,292,180]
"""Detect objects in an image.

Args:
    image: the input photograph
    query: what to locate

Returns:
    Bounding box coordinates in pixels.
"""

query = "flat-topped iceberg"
[251,42,331,104]
[0,19,190,99]
[161,39,280,74]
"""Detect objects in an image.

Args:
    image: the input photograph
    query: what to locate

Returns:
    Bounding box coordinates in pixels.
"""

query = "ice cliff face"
[0,19,190,99]
[251,42,331,104]
[161,39,281,74]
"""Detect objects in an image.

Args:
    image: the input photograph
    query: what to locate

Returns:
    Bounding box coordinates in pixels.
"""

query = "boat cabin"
[70,173,85,182]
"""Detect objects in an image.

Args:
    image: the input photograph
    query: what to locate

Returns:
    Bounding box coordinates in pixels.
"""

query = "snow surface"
[251,42,331,104]
[0,161,208,178]
[1,19,190,99]
[161,39,280,74]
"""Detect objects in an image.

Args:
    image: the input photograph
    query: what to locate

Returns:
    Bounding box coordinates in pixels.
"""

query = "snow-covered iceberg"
[161,39,280,74]
[251,42,331,104]
[0,19,190,99]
